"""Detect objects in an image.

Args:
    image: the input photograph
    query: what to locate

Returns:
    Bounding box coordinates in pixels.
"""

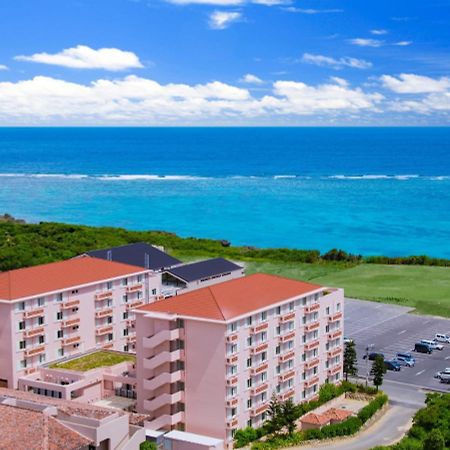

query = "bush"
[234,427,259,448]
[318,383,339,403]
[140,442,157,450]
[357,394,388,423]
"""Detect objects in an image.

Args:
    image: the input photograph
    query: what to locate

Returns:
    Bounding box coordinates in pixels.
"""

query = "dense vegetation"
[372,393,450,450]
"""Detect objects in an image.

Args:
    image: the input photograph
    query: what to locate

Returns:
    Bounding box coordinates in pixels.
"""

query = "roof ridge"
[207,285,226,321]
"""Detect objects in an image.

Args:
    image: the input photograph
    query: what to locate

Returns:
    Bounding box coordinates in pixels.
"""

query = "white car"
[434,333,450,343]
[435,368,450,380]
[421,339,444,351]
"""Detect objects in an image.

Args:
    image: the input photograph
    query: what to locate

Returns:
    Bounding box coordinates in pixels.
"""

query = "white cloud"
[393,41,412,46]
[348,38,384,47]
[302,53,372,69]
[381,73,450,94]
[282,7,343,14]
[0,75,384,124]
[370,29,388,35]
[15,45,144,71]
[240,73,264,84]
[0,65,8,71]
[209,11,242,29]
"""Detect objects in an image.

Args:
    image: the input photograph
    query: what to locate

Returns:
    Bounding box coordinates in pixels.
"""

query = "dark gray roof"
[166,258,243,283]
[86,242,182,271]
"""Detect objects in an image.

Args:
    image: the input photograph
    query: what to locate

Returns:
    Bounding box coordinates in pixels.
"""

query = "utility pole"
[365,344,374,387]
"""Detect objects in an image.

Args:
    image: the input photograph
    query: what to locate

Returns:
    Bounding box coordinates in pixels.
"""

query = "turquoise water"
[0,127,449,257]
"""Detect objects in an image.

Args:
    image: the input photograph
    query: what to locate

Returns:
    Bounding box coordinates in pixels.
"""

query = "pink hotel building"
[0,256,159,389]
[134,274,344,445]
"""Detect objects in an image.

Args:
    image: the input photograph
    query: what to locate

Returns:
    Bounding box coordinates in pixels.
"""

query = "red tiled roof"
[323,408,352,422]
[300,412,330,426]
[0,256,146,301]
[138,273,322,321]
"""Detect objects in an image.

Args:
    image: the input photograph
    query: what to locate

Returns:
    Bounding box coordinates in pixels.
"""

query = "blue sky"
[0,0,449,125]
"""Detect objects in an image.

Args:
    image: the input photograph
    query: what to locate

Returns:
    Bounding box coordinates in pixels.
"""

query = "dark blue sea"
[0,127,449,257]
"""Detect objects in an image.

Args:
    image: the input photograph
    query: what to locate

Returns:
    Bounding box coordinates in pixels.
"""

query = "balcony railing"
[126,301,144,310]
[145,411,184,430]
[144,370,184,392]
[143,328,182,349]
[95,291,113,301]
[305,321,320,333]
[144,391,183,412]
[62,335,81,346]
[278,350,295,363]
[328,330,342,340]
[279,312,295,323]
[126,284,143,294]
[143,349,184,371]
[24,326,45,338]
[304,375,320,388]
[226,418,239,429]
[304,303,320,314]
[95,308,113,319]
[60,300,80,310]
[226,397,239,408]
[278,369,295,383]
[226,355,238,365]
[61,318,81,328]
[250,363,268,376]
[250,343,268,355]
[24,345,46,357]
[226,333,239,343]
[250,403,269,417]
[23,308,45,319]
[304,358,320,370]
[250,383,269,396]
[328,365,341,376]
[327,347,342,359]
[96,325,113,336]
[226,376,238,386]
[304,339,320,351]
[250,322,269,335]
[127,335,136,344]
[328,312,343,322]
[102,342,114,350]
[282,389,295,400]
[278,331,295,343]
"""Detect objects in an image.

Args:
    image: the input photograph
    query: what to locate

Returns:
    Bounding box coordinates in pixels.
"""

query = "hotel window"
[18,359,27,370]
[288,321,294,331]
[337,303,341,312]
[230,344,238,354]
[261,331,267,342]
[276,384,281,394]
[57,330,63,339]
[152,288,157,295]
[276,365,281,374]
[123,311,128,320]
[56,311,63,321]
[325,361,329,369]
[122,294,128,304]
[19,340,26,350]
[230,387,237,397]
[107,281,113,290]
[123,328,129,337]
[247,378,252,388]
[107,317,113,324]
[230,365,237,375]
[247,399,252,408]
[275,345,280,355]
[287,379,294,388]
[275,326,281,336]
[38,317,44,326]
[287,359,293,369]
[325,325,330,333]
[39,354,46,364]
[261,392,267,402]
[229,322,238,333]
[137,291,142,300]
[37,297,45,307]
[18,321,25,331]
[313,330,318,339]
[124,345,129,352]
[302,316,306,324]
[287,341,294,350]
[122,278,128,286]
[247,358,252,368]
[16,301,26,311]
[326,307,330,315]
[137,274,143,283]
[247,337,253,347]
[261,351,267,362]
[38,335,45,344]
[108,333,113,341]
[247,419,252,428]
[230,407,237,417]
[57,348,64,358]
[261,311,267,322]
[106,298,113,307]
[246,316,252,326]
[289,302,294,311]
[302,353,306,361]
[276,306,281,315]
[56,293,63,302]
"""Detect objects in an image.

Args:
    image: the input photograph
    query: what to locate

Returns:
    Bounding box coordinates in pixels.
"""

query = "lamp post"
[365,344,374,387]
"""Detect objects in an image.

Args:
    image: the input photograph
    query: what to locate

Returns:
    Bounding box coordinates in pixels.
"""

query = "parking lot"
[344,298,450,391]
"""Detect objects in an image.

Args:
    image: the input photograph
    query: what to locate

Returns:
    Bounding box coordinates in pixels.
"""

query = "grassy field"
[50,351,135,371]
[246,261,450,318]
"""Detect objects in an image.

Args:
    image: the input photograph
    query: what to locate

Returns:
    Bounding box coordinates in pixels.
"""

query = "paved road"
[296,380,426,450]
[344,298,450,392]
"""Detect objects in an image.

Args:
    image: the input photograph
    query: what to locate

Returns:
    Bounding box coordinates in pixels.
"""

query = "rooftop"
[166,257,243,283]
[86,242,181,271]
[49,351,136,372]
[0,256,147,301]
[137,273,322,321]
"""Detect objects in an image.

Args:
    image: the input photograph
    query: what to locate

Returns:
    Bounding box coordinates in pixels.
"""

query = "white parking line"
[398,330,407,335]
[415,369,426,376]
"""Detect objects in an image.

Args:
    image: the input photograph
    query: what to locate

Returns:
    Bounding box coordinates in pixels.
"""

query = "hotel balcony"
[61,335,81,347]
[279,312,295,324]
[96,325,113,336]
[95,308,113,319]
[328,330,342,340]
[24,367,38,375]
[126,319,136,328]
[304,375,320,388]
[226,418,239,430]
[126,284,143,294]
[304,321,320,333]
[278,331,296,343]
[226,376,238,386]
[327,347,342,359]
[60,300,80,310]
[143,328,182,349]
[278,350,295,363]
[304,339,320,351]
[250,322,269,335]
[226,355,239,365]
[250,362,268,376]
[23,308,45,319]
[61,318,81,328]
[250,343,269,355]
[250,403,269,417]
[102,343,114,350]
[146,411,184,430]
[328,312,343,323]
[226,397,239,408]
[304,357,320,370]
[328,365,342,377]
[281,389,295,401]
[95,291,113,301]
[144,349,184,371]
[304,303,320,314]
[24,326,45,338]
[143,391,183,412]
[278,369,295,383]
[143,370,184,391]
[126,300,144,310]
[250,383,269,396]
[127,335,137,344]
[24,345,46,357]
[226,333,239,344]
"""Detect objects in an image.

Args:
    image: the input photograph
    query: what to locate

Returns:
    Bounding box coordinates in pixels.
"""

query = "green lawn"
[246,261,450,318]
[49,351,135,372]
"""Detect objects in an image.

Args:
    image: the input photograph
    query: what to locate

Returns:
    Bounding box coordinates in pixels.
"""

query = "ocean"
[0,127,449,258]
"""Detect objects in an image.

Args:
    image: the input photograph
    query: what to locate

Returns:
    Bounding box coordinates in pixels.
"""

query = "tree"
[265,393,283,436]
[343,341,358,381]
[423,429,445,450]
[280,398,299,435]
[371,355,386,391]
[140,442,157,450]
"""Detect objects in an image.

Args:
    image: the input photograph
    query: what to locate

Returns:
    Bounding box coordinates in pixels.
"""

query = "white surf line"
[397,329,407,335]
[415,369,426,376]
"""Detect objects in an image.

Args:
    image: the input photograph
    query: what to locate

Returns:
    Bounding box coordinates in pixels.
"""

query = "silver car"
[421,339,444,351]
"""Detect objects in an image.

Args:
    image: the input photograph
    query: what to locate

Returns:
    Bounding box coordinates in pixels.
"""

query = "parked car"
[421,339,444,351]
[434,333,450,344]
[394,357,414,367]
[396,352,416,367]
[363,352,384,361]
[414,342,433,354]
[434,368,450,379]
[384,360,401,371]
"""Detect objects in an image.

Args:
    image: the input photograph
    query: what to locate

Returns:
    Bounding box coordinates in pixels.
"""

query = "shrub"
[140,442,157,450]
[234,427,259,448]
[357,394,388,423]
[318,382,339,403]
